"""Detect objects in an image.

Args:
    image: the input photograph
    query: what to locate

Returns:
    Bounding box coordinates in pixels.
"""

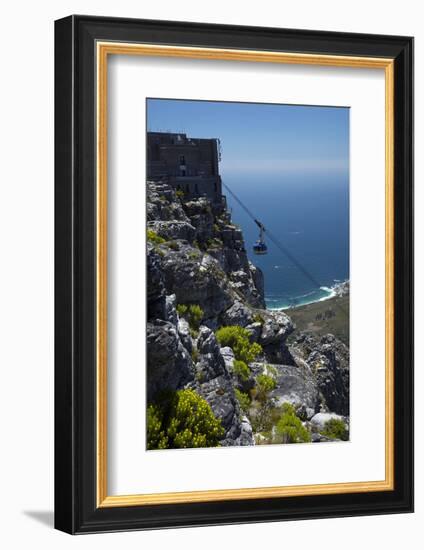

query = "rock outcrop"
[290,332,350,416]
[146,320,194,402]
[146,180,349,446]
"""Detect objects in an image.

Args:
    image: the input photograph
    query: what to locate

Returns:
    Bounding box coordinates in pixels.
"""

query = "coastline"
[284,285,350,345]
[266,280,349,312]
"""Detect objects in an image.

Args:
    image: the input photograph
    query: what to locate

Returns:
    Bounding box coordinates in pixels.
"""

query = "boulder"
[260,311,293,345]
[259,310,295,363]
[267,364,320,414]
[162,248,233,319]
[146,320,194,401]
[220,346,235,370]
[196,326,226,380]
[220,300,254,327]
[245,322,263,342]
[196,375,238,434]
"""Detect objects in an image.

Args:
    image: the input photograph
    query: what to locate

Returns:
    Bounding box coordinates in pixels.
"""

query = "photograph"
[52,12,413,535]
[146,98,350,450]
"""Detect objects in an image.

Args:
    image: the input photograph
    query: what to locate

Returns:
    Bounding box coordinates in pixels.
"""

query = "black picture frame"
[55,15,414,534]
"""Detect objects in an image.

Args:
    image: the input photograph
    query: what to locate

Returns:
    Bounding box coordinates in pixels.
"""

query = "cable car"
[253,220,268,255]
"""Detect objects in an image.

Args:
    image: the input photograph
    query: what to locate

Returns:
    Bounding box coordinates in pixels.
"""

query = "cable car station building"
[147,132,223,203]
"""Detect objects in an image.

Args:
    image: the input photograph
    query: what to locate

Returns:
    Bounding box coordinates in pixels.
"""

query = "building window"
[195,183,199,194]
[179,155,185,165]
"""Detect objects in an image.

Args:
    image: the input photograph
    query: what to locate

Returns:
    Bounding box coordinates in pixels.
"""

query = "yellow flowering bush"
[147,389,224,450]
[147,229,166,245]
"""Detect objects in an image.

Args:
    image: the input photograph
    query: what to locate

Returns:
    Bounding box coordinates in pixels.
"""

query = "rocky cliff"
[146,180,349,447]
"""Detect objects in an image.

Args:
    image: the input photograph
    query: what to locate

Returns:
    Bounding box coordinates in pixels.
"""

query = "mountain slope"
[146,181,349,447]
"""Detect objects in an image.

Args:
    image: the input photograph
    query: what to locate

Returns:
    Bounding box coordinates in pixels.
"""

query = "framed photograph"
[54,15,413,534]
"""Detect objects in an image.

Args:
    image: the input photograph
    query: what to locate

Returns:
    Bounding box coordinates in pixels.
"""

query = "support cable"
[222,181,348,318]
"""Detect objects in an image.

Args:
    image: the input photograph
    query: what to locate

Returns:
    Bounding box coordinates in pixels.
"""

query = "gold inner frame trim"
[96,42,395,508]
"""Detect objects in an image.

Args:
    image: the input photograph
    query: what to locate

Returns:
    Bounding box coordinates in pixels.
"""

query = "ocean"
[224,173,349,310]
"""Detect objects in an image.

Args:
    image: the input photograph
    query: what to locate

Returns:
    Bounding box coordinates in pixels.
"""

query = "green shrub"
[250,396,277,433]
[275,403,311,444]
[147,229,166,245]
[147,389,224,450]
[248,368,278,430]
[176,189,185,199]
[146,403,169,450]
[187,304,203,330]
[255,373,276,402]
[321,418,349,441]
[215,325,262,364]
[233,359,250,381]
[176,304,188,317]
[235,389,250,414]
[176,303,204,333]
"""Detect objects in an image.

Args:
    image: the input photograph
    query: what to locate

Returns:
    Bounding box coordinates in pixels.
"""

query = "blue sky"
[147,98,349,178]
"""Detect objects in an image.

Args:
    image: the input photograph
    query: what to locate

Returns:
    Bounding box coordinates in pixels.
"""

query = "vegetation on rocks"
[215,325,262,364]
[147,228,166,245]
[249,370,278,435]
[233,359,250,381]
[255,373,277,402]
[147,389,224,449]
[275,403,311,444]
[235,388,251,414]
[146,180,349,449]
[176,303,204,334]
[320,418,349,441]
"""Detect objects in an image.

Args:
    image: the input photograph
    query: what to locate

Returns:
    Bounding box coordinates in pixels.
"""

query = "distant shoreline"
[284,288,350,345]
[266,280,349,312]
